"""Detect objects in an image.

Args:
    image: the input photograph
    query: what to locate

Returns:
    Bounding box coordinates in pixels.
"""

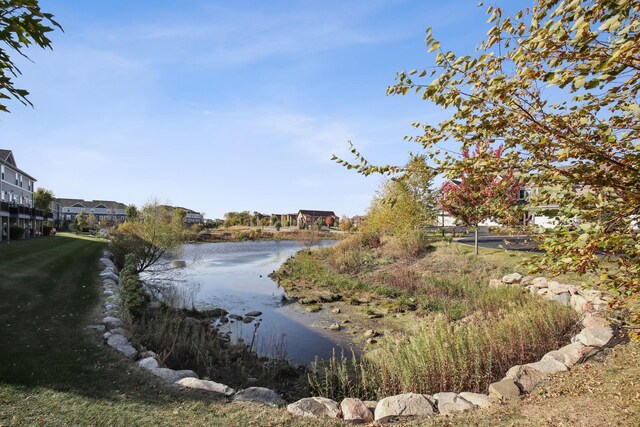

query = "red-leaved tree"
[440,143,520,254]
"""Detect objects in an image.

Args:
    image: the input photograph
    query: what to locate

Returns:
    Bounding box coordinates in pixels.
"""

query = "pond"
[150,240,353,364]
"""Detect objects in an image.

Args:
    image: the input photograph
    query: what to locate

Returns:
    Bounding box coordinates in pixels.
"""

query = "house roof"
[298,210,337,217]
[55,198,127,209]
[0,148,37,181]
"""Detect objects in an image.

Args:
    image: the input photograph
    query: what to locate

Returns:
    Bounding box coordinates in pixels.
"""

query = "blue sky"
[0,0,493,219]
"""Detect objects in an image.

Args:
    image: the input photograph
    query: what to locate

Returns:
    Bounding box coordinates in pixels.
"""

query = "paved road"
[454,234,543,252]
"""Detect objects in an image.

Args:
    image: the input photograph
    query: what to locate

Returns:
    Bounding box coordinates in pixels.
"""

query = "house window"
[519,189,528,200]
[15,174,18,185]
[1,165,4,180]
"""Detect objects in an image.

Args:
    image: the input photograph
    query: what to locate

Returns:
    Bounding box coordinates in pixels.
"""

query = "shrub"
[9,225,24,240]
[119,254,146,314]
[42,225,52,236]
[308,350,379,401]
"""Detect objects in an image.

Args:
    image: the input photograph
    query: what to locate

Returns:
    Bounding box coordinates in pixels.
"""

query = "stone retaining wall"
[88,252,617,424]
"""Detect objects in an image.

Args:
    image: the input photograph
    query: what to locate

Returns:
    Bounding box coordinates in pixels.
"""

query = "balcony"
[0,201,8,212]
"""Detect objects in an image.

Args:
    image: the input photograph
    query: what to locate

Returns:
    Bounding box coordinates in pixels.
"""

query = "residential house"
[297,210,337,229]
[273,213,298,226]
[56,198,127,228]
[163,205,204,225]
[0,149,44,241]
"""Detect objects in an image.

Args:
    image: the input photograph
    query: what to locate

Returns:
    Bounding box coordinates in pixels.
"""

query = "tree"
[325,216,335,227]
[172,208,187,226]
[111,201,186,273]
[440,143,520,254]
[74,211,88,233]
[337,1,640,334]
[33,187,54,213]
[0,1,61,113]
[125,204,139,222]
[339,215,351,232]
[86,213,97,230]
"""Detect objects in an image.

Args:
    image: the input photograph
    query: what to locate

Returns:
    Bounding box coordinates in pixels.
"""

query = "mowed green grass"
[0,234,341,427]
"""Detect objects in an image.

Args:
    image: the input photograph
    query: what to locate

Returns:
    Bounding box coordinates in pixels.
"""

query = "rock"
[488,378,520,401]
[103,290,114,296]
[176,377,235,396]
[218,317,229,324]
[537,288,549,296]
[245,311,262,317]
[175,370,199,380]
[331,308,341,314]
[458,392,491,409]
[85,324,106,333]
[366,338,377,345]
[150,367,181,383]
[102,331,112,341]
[364,329,379,338]
[341,398,373,423]
[242,316,254,323]
[106,334,137,359]
[542,342,589,367]
[100,271,119,282]
[547,281,571,294]
[229,314,243,321]
[583,289,604,302]
[525,357,568,374]
[532,277,548,288]
[489,279,503,288]
[287,397,341,418]
[233,387,287,407]
[582,315,609,329]
[202,308,228,317]
[367,313,383,319]
[109,327,130,338]
[102,316,124,329]
[138,357,159,370]
[505,365,547,393]
[374,393,435,423]
[329,323,341,331]
[520,276,534,286]
[573,326,613,347]
[502,273,523,284]
[433,392,476,415]
[103,279,117,288]
[545,292,571,306]
[570,294,588,313]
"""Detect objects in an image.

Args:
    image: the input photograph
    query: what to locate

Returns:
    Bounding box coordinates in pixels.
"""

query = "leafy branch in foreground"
[0,0,62,112]
[336,0,640,334]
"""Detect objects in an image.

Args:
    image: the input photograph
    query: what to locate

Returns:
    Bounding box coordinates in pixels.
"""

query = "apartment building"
[55,198,127,228]
[0,149,44,241]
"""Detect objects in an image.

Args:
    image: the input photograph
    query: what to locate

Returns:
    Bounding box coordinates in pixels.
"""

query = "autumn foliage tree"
[440,144,520,254]
[336,1,640,333]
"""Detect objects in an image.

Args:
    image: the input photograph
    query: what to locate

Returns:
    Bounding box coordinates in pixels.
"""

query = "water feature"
[150,240,353,364]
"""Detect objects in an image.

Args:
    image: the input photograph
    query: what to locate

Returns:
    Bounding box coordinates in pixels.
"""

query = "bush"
[9,226,24,240]
[119,254,147,314]
[42,225,52,236]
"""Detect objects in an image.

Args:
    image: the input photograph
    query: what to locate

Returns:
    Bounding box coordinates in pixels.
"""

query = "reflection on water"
[153,240,353,364]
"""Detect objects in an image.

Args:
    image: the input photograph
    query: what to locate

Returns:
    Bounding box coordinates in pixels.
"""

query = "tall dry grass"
[308,299,578,400]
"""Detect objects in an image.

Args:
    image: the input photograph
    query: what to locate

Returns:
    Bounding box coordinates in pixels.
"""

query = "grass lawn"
[0,234,637,426]
[0,234,340,426]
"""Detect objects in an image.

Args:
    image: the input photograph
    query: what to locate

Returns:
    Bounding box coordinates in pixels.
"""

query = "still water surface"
[159,240,352,364]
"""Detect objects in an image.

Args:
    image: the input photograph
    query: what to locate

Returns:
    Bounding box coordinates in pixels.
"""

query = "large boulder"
[458,392,491,409]
[573,327,613,347]
[488,378,520,402]
[175,377,235,396]
[138,357,159,370]
[502,273,523,284]
[100,271,119,283]
[102,316,124,329]
[525,357,568,374]
[106,334,137,359]
[233,387,287,408]
[340,398,373,423]
[433,392,476,415]
[582,315,609,329]
[542,342,589,368]
[287,397,341,418]
[570,294,588,313]
[150,367,181,383]
[545,292,571,306]
[531,277,549,288]
[505,365,547,393]
[374,393,435,423]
